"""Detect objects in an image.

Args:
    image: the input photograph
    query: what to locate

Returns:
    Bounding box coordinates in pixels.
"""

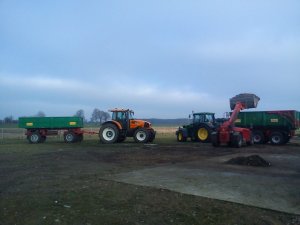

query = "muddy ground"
[0,137,300,225]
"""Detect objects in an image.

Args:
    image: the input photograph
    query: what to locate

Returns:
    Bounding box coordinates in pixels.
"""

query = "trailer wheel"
[252,131,265,144]
[28,132,41,144]
[77,134,83,142]
[99,124,119,144]
[270,132,284,145]
[134,128,150,143]
[40,136,47,143]
[64,132,76,143]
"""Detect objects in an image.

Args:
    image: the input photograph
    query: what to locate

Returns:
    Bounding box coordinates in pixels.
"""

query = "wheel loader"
[99,109,156,143]
[211,93,260,147]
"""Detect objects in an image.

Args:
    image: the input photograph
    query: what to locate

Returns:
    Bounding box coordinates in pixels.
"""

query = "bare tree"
[4,116,13,124]
[35,111,46,117]
[91,109,110,124]
[101,111,110,122]
[91,108,101,123]
[74,109,85,120]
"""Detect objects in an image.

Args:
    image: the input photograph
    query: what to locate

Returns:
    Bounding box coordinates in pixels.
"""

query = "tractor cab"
[176,112,217,142]
[192,112,215,125]
[99,108,155,143]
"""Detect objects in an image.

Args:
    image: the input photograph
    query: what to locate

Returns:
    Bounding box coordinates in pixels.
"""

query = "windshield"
[129,111,134,119]
[193,114,214,123]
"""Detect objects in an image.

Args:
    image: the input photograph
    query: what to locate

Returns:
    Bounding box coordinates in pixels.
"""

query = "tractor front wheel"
[134,128,150,143]
[177,131,187,142]
[99,124,119,144]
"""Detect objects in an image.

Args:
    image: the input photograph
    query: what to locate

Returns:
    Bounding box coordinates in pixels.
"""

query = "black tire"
[40,136,47,143]
[77,134,83,142]
[133,128,150,143]
[28,132,41,144]
[282,134,290,144]
[232,132,243,148]
[270,131,284,145]
[196,125,211,142]
[252,130,265,144]
[148,129,156,142]
[117,135,126,143]
[64,132,76,143]
[246,132,254,146]
[99,123,119,144]
[211,132,220,147]
[177,131,187,142]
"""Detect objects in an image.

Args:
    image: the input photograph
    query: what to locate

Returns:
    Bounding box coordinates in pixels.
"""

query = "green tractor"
[176,112,220,142]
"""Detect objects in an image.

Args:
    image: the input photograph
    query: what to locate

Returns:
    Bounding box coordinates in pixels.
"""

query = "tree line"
[1,109,111,125]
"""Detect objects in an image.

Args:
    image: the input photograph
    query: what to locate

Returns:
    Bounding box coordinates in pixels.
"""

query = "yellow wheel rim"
[198,128,208,141]
[178,133,183,141]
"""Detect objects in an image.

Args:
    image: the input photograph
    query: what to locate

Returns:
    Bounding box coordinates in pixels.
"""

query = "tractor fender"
[101,120,122,130]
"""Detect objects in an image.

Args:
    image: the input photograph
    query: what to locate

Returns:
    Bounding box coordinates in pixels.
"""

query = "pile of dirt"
[226,155,271,167]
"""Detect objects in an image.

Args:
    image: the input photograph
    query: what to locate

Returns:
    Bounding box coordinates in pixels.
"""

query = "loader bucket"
[230,93,260,110]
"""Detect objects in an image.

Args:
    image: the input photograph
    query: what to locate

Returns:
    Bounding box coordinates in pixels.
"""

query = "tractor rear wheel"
[134,128,150,143]
[99,124,119,144]
[196,126,211,142]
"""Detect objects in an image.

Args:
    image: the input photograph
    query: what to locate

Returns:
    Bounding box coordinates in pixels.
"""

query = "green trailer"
[234,110,300,145]
[18,117,84,143]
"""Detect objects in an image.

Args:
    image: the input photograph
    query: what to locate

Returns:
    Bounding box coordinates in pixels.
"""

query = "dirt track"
[1,137,300,224]
[105,139,300,215]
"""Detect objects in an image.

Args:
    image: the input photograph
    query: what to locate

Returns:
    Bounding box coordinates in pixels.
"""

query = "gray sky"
[1,0,299,119]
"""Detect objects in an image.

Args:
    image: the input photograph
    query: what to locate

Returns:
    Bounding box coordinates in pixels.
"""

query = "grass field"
[1,133,300,225]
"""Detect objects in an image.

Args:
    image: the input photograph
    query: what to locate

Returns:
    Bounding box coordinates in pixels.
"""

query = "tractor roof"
[109,108,134,113]
[193,112,215,115]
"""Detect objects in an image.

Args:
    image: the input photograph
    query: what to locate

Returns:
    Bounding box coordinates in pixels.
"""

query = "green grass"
[0,138,299,225]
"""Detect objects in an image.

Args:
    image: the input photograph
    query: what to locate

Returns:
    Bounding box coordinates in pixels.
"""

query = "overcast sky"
[1,0,299,119]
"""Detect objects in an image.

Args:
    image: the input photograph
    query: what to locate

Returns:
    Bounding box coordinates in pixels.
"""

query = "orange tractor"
[99,109,156,143]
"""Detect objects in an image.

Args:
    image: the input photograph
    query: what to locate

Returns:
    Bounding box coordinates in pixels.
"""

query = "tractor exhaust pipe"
[230,93,260,110]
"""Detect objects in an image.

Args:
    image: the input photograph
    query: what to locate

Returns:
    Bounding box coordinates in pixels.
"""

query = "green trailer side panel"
[18,117,83,129]
[235,110,300,130]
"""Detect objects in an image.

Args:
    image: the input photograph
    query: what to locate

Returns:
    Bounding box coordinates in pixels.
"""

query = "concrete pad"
[107,153,300,215]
